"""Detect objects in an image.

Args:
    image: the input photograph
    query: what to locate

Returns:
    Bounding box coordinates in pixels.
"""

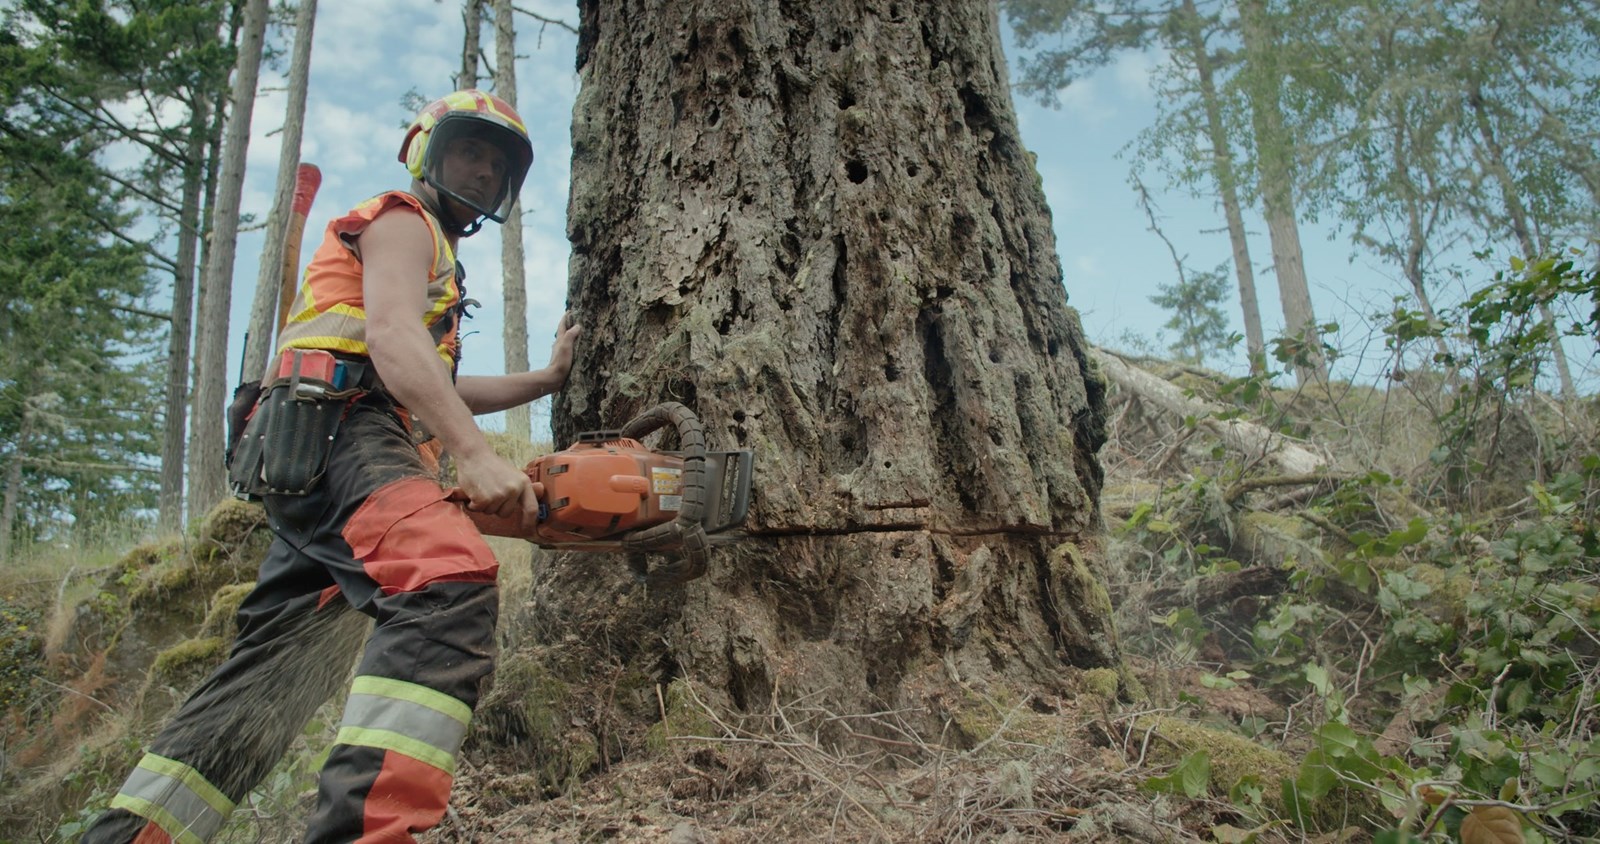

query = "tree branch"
[43,89,185,167]
[19,456,159,474]
[98,166,183,217]
[512,5,578,35]
[1224,472,1343,505]
[109,303,172,323]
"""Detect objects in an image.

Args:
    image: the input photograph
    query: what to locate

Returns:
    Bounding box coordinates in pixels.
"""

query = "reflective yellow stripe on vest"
[109,752,234,844]
[334,675,471,774]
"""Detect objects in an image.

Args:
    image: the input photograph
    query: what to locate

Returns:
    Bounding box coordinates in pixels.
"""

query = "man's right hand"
[451,448,539,530]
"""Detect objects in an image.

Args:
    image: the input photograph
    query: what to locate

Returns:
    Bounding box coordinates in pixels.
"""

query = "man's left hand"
[547,310,580,383]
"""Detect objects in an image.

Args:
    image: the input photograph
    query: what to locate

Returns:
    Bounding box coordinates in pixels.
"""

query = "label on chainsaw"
[652,467,683,511]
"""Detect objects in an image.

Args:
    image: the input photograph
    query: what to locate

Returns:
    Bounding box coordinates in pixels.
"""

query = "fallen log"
[1092,348,1331,476]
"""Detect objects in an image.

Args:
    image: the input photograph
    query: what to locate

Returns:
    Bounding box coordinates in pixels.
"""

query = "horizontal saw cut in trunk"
[539,0,1117,737]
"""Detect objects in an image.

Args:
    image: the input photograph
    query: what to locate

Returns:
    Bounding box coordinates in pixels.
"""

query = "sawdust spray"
[163,601,373,798]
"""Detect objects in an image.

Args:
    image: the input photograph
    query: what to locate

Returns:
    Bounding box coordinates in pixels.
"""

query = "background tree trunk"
[0,395,36,564]
[157,99,212,531]
[539,0,1118,736]
[242,0,318,384]
[1467,86,1577,400]
[494,0,531,442]
[1179,0,1265,372]
[459,0,484,89]
[187,0,269,520]
[1237,0,1326,385]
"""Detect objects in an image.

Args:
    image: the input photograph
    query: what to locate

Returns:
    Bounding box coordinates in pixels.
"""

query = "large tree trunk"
[157,98,211,531]
[1237,0,1326,385]
[187,0,269,519]
[1180,0,1266,372]
[494,0,532,441]
[540,0,1117,737]
[241,0,318,384]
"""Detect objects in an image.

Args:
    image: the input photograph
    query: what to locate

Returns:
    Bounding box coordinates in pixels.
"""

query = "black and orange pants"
[82,395,500,843]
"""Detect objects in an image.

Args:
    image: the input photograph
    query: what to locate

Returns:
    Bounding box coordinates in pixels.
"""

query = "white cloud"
[1052,46,1166,126]
[1111,47,1166,102]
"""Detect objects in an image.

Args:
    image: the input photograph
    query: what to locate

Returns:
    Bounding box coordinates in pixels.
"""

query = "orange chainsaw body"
[530,436,685,544]
[455,402,752,586]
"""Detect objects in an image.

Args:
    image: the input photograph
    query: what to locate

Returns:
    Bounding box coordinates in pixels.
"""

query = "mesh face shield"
[419,113,533,224]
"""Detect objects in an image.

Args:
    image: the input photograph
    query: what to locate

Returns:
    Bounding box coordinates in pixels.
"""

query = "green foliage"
[1110,255,1600,839]
[1144,749,1211,797]
[1150,261,1235,366]
[0,596,44,715]
[1387,252,1599,500]
[1000,0,1160,103]
[1,0,239,546]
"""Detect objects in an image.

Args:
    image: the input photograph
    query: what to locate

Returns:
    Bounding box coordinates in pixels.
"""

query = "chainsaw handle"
[447,481,546,539]
[445,481,547,505]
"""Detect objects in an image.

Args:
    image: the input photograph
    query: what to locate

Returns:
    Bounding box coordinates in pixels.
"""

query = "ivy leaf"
[1317,722,1361,757]
[1201,672,1237,690]
[1143,750,1210,798]
[1296,749,1337,801]
[1305,663,1332,696]
[1530,753,1569,789]
[1459,806,1524,844]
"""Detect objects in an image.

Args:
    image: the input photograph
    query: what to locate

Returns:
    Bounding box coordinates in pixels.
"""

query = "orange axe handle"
[276,163,322,336]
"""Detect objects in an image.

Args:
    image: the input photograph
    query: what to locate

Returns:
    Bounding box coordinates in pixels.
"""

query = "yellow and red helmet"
[398,89,533,226]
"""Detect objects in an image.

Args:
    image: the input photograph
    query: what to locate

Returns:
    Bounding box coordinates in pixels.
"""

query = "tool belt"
[226,349,381,499]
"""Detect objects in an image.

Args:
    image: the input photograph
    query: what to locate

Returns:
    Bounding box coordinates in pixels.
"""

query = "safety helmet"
[398,89,533,228]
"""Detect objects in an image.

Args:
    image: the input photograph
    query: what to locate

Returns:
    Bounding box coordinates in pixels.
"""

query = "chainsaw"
[456,402,753,586]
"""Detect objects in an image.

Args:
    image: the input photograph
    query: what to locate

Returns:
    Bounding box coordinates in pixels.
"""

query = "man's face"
[438,135,509,211]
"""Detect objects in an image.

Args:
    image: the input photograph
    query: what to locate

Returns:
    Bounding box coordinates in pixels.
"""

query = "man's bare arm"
[358,209,536,524]
[456,312,580,414]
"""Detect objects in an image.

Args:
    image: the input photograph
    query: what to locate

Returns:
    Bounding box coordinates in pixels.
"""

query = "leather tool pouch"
[228,349,360,498]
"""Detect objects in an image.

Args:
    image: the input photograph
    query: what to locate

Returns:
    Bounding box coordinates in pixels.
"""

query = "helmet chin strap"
[415,181,486,238]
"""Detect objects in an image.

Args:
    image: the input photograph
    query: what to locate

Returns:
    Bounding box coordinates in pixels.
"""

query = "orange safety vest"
[276,191,465,373]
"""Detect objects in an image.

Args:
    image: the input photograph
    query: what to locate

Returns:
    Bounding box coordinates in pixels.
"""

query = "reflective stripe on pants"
[107,754,234,844]
[335,676,472,774]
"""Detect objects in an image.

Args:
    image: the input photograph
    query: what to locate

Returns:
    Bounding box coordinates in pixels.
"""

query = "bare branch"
[512,4,577,35]
[109,303,172,323]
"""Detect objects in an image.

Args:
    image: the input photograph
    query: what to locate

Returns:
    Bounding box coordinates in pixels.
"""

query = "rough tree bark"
[242,0,318,384]
[537,0,1118,736]
[494,0,532,441]
[187,0,269,520]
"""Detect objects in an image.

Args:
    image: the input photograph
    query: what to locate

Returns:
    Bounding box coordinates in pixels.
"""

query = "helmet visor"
[421,114,533,223]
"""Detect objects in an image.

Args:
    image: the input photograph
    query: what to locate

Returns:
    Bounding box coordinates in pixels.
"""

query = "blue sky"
[215,0,1545,434]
